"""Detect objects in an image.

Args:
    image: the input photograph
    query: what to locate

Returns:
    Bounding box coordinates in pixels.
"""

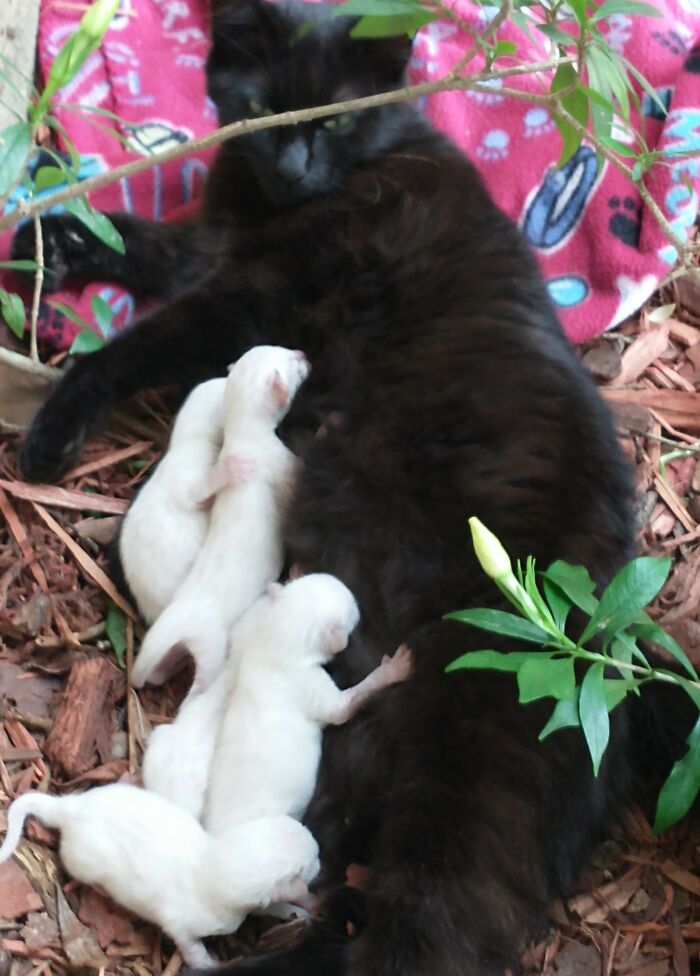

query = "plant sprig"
[446,517,700,833]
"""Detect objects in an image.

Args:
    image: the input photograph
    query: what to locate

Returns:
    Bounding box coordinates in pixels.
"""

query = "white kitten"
[141,677,229,819]
[0,784,318,969]
[204,574,413,835]
[131,345,309,692]
[118,378,226,624]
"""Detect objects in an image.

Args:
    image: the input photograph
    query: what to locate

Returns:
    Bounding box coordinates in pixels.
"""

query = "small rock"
[626,887,651,915]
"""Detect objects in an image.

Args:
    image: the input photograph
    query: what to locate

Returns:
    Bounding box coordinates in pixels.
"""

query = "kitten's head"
[225,344,310,425]
[266,573,361,660]
[206,0,413,204]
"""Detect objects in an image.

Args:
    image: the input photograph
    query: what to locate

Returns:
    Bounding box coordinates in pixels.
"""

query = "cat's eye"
[249,99,274,118]
[323,113,354,132]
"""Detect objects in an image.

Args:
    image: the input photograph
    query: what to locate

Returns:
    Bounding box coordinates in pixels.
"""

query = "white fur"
[131,346,310,691]
[0,784,318,968]
[141,677,229,819]
[204,574,412,835]
[119,378,226,624]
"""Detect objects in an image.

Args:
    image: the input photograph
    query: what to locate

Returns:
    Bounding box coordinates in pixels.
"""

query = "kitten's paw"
[19,410,89,482]
[380,644,413,684]
[11,215,98,293]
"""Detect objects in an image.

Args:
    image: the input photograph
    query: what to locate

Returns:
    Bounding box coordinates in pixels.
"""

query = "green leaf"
[444,608,550,643]
[536,23,578,45]
[0,121,32,196]
[106,602,127,667]
[579,663,610,776]
[551,62,589,165]
[542,561,598,615]
[62,196,125,254]
[622,58,668,117]
[91,294,113,337]
[655,671,700,711]
[524,556,556,629]
[445,649,546,674]
[48,299,91,331]
[350,10,434,37]
[597,134,638,157]
[492,40,518,58]
[539,676,635,741]
[628,620,697,680]
[591,0,663,21]
[590,42,630,120]
[566,0,588,25]
[335,0,422,12]
[0,290,25,338]
[539,688,581,739]
[542,578,572,632]
[580,556,671,643]
[654,716,700,833]
[69,330,106,354]
[518,656,575,703]
[33,165,67,192]
[0,259,38,272]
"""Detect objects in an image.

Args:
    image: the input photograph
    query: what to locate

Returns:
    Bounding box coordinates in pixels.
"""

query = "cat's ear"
[267,582,284,600]
[355,34,413,85]
[268,370,289,411]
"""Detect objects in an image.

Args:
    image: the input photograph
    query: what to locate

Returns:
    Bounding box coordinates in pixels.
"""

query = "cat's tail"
[0,792,67,861]
[132,596,228,691]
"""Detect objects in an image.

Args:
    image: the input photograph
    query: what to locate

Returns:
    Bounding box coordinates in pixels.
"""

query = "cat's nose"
[277,139,310,183]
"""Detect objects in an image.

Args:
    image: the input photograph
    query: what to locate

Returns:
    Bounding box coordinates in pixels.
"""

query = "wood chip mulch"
[1,239,700,976]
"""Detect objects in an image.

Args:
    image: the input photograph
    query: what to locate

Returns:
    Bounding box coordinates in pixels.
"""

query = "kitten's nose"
[277,138,310,183]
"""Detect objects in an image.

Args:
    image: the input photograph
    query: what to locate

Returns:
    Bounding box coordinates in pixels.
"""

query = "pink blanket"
[1,0,698,348]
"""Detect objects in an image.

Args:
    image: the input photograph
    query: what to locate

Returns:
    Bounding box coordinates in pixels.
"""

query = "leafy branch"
[447,518,700,834]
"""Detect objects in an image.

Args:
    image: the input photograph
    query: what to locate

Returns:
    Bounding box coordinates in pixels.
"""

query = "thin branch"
[29,215,43,362]
[0,55,566,233]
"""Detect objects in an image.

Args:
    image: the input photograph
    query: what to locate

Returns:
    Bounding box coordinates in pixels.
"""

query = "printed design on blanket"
[0,0,699,349]
[522,147,601,253]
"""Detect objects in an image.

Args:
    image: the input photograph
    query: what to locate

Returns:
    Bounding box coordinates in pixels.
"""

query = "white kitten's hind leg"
[177,940,217,969]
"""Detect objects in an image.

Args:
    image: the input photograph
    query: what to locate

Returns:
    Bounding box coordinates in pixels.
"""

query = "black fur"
[13,2,694,973]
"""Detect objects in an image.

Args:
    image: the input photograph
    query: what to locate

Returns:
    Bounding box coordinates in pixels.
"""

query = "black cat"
[13,2,690,973]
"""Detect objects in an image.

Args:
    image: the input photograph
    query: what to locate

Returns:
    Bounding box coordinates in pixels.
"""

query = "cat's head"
[206,0,413,204]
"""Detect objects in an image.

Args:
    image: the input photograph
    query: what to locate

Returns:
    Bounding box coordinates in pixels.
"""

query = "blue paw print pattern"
[547,275,589,309]
[3,152,106,218]
[642,87,673,120]
[475,129,510,161]
[522,146,600,252]
[686,46,700,74]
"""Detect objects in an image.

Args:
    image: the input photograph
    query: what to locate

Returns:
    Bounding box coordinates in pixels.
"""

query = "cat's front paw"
[19,404,89,482]
[11,215,97,293]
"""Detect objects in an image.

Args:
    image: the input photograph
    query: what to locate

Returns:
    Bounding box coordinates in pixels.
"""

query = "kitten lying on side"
[118,378,227,624]
[0,785,319,969]
[204,574,412,835]
[131,345,309,692]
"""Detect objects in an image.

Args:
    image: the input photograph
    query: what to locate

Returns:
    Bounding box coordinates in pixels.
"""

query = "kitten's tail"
[0,792,67,861]
[132,597,227,691]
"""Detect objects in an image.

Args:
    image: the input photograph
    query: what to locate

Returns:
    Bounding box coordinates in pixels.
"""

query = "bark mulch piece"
[2,248,700,972]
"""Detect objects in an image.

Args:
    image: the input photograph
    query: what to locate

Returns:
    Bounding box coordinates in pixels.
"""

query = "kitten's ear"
[226,361,235,373]
[268,370,289,411]
[267,582,284,600]
[326,624,349,654]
